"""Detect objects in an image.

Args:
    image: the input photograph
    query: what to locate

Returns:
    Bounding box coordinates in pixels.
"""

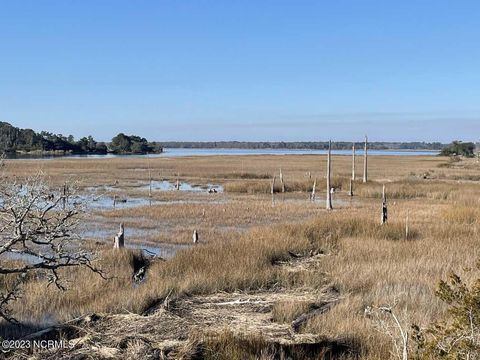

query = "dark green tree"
[441,141,476,157]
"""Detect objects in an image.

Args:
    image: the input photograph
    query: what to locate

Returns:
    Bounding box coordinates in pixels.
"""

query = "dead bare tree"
[365,302,409,360]
[326,140,333,210]
[271,175,276,207]
[348,178,354,197]
[310,178,316,202]
[0,173,102,323]
[381,185,388,225]
[113,223,125,249]
[363,135,368,183]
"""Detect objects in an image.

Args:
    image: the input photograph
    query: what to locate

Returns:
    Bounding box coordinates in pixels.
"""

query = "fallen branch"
[291,299,340,331]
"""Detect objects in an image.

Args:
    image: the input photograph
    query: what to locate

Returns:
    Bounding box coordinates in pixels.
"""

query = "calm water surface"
[8,148,440,159]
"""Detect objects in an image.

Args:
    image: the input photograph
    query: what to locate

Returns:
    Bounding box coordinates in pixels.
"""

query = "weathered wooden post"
[381,185,388,225]
[176,174,180,190]
[271,175,276,207]
[113,223,125,248]
[363,135,368,183]
[193,230,199,244]
[310,178,316,202]
[352,143,356,181]
[113,195,117,209]
[348,178,353,197]
[326,140,333,210]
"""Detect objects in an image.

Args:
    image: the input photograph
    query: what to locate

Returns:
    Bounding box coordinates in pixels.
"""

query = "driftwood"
[326,140,333,210]
[291,300,340,332]
[133,266,146,283]
[114,223,125,248]
[288,250,302,258]
[22,313,101,341]
[363,135,368,183]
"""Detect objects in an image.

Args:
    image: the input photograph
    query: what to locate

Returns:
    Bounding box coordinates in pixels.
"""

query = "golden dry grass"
[3,154,480,359]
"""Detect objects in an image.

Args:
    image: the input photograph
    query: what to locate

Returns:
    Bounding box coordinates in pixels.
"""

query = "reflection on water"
[79,194,226,210]
[142,180,223,193]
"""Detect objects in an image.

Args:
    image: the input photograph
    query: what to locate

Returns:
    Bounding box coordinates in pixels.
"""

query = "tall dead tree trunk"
[114,223,125,249]
[326,140,333,210]
[352,143,356,181]
[271,175,276,207]
[363,135,368,183]
[381,185,388,225]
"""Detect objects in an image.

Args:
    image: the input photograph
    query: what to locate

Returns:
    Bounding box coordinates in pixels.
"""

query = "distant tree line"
[0,122,162,155]
[3,121,476,156]
[159,141,445,151]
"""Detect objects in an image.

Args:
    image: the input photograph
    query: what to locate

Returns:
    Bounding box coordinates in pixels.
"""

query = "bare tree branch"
[0,169,104,323]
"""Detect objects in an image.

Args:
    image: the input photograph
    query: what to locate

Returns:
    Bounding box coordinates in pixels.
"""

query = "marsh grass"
[201,330,273,360]
[3,154,480,359]
[200,329,359,360]
[442,205,480,225]
[224,178,350,194]
[212,172,271,180]
[10,212,413,328]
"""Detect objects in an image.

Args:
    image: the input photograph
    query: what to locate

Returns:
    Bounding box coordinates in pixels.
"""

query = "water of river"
[6,148,440,159]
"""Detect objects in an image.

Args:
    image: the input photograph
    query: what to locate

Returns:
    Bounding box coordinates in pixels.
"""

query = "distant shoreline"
[4,147,441,160]
[159,141,444,151]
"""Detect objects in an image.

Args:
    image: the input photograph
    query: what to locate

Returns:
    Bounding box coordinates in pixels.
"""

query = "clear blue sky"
[1,0,480,142]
